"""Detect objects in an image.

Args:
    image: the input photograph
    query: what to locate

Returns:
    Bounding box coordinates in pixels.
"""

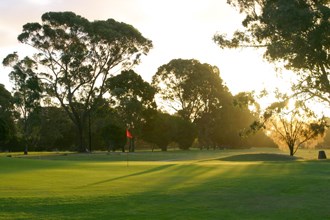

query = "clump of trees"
[214,0,329,155]
[1,11,276,153]
[152,59,274,149]
[3,11,153,153]
[214,0,329,107]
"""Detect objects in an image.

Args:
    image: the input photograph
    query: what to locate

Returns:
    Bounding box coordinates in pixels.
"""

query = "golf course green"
[0,148,329,219]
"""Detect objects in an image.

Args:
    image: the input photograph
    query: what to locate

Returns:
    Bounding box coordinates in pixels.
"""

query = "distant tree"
[141,111,197,151]
[265,103,326,156]
[172,115,197,150]
[214,0,330,109]
[33,107,76,151]
[0,84,16,149]
[239,94,327,156]
[3,54,42,155]
[141,112,176,151]
[106,70,157,151]
[102,123,126,152]
[317,121,330,148]
[91,99,126,151]
[15,11,152,152]
[196,93,275,149]
[152,59,228,122]
[152,59,234,147]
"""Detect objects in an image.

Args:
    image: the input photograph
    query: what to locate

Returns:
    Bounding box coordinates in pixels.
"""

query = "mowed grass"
[0,148,329,219]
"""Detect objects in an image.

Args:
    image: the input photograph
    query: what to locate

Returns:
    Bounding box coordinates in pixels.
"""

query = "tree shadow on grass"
[80,164,176,188]
[218,153,299,162]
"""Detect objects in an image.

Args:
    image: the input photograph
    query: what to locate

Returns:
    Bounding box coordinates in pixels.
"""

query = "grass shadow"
[81,164,176,187]
[218,153,299,162]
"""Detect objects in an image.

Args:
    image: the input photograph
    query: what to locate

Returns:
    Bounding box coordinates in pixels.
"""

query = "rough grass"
[0,148,329,219]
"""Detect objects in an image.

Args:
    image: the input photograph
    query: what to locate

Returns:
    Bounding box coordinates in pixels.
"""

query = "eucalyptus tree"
[236,92,327,156]
[152,59,233,148]
[107,70,156,131]
[106,70,157,151]
[152,59,229,122]
[3,54,42,154]
[34,106,76,151]
[141,112,178,151]
[15,11,152,152]
[214,0,330,108]
[262,101,327,156]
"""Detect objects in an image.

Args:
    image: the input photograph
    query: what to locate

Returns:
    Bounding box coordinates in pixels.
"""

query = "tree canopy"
[107,70,156,128]
[152,59,230,122]
[3,53,42,154]
[0,84,15,145]
[214,0,330,106]
[15,11,153,151]
[236,92,327,155]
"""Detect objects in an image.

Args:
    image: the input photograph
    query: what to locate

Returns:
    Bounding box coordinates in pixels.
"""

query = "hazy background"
[0,0,290,95]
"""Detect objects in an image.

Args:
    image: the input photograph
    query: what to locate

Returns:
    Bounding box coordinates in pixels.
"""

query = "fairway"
[0,149,329,219]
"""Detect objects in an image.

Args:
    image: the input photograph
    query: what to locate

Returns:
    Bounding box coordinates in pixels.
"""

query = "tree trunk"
[160,146,167,151]
[23,119,28,155]
[24,145,28,155]
[289,145,294,156]
[88,112,92,152]
[129,137,135,152]
[77,123,86,152]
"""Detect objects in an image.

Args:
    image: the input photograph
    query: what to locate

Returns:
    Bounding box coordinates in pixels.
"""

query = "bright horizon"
[0,0,293,101]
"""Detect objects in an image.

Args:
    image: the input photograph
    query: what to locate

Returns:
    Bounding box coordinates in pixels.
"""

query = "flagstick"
[125,128,133,168]
[126,148,129,167]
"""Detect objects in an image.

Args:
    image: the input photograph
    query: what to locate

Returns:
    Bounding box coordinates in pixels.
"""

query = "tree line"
[0,63,274,153]
[1,0,329,156]
[214,0,329,156]
[0,12,275,153]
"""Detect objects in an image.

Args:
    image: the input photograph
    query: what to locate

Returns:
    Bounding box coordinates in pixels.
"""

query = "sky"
[0,0,292,98]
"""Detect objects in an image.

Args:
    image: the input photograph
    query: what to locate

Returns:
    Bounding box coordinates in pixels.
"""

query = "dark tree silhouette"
[13,12,152,152]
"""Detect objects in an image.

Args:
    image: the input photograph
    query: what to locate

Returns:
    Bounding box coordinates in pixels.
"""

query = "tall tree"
[15,12,152,152]
[0,84,16,148]
[152,59,229,122]
[106,70,157,152]
[3,54,42,155]
[214,0,330,108]
[107,70,156,130]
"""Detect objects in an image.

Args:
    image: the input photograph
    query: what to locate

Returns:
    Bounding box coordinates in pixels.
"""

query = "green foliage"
[151,59,259,149]
[141,112,177,151]
[215,0,330,109]
[2,54,42,154]
[0,84,16,146]
[107,70,157,135]
[245,97,327,155]
[91,101,127,151]
[152,59,228,122]
[32,107,76,151]
[233,92,259,110]
[207,95,275,149]
[14,11,153,152]
[141,112,197,151]
[172,116,197,150]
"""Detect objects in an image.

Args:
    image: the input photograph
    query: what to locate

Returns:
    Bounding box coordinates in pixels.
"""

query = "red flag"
[126,129,133,139]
